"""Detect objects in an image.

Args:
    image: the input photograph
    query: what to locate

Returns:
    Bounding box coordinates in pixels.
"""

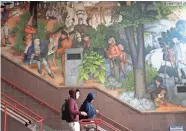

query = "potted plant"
[78,51,106,84]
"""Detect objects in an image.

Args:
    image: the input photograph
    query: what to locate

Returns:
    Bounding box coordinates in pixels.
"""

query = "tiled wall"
[1,55,186,131]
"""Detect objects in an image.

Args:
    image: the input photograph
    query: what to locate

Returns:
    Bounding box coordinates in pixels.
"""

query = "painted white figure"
[172,37,186,83]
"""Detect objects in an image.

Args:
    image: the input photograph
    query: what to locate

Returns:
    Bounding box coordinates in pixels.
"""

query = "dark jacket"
[67,89,80,122]
[79,93,96,120]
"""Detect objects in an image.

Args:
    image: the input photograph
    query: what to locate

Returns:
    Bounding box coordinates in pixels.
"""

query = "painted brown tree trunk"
[125,24,147,99]
[135,24,147,98]
[125,26,137,65]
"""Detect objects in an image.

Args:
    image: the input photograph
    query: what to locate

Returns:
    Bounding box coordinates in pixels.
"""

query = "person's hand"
[96,110,99,114]
[80,112,87,116]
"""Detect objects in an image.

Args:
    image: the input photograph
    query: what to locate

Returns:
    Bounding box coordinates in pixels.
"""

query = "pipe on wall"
[1,104,31,126]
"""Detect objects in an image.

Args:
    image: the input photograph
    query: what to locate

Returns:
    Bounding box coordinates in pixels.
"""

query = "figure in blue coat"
[79,93,99,120]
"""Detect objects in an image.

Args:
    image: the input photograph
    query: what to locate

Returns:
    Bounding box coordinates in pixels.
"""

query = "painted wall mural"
[1,1,186,112]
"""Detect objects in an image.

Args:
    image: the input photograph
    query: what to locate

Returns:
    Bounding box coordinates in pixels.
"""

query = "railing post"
[40,122,43,131]
[4,104,7,131]
[96,123,98,131]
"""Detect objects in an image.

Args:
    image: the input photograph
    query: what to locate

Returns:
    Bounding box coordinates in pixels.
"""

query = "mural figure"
[1,1,186,112]
[73,2,86,20]
[149,76,166,89]
[104,37,121,81]
[172,37,186,83]
[56,31,72,85]
[151,88,167,107]
[74,18,88,35]
[118,44,127,77]
[30,38,54,78]
[65,18,75,35]
[1,5,11,46]
[23,16,36,63]
[72,31,84,48]
[82,34,91,50]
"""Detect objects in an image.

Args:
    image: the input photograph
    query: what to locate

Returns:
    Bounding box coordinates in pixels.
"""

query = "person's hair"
[154,76,163,83]
[78,18,83,23]
[61,30,69,40]
[46,31,52,38]
[76,89,80,93]
[86,18,92,25]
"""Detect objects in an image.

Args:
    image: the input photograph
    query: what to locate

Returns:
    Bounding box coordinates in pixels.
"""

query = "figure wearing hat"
[30,37,55,79]
[1,5,11,46]
[23,15,36,62]
[56,31,72,85]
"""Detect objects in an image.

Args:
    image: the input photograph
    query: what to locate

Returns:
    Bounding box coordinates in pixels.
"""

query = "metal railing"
[80,119,121,131]
[1,76,131,131]
[1,76,60,113]
[1,92,44,131]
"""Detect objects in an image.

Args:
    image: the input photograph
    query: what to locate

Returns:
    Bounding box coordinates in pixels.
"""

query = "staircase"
[1,91,130,131]
[1,92,59,131]
[1,80,131,131]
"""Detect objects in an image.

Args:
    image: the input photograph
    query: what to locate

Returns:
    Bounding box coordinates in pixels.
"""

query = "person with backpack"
[79,92,99,120]
[62,89,87,131]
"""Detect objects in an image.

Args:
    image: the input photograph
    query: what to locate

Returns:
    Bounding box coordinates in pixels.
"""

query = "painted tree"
[117,2,171,98]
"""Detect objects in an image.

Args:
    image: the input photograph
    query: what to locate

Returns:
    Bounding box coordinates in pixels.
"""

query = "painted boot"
[49,72,55,79]
[5,38,12,45]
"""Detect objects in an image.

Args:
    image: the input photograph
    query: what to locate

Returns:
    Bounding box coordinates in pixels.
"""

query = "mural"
[1,1,186,112]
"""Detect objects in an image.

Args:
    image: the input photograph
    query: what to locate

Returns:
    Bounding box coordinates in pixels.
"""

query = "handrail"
[1,77,130,130]
[1,104,31,125]
[1,77,60,113]
[80,119,120,131]
[1,93,43,121]
[98,113,132,131]
[1,92,44,131]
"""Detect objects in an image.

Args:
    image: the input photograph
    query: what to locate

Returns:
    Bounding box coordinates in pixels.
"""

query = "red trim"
[1,92,44,131]
[4,104,7,131]
[1,77,131,131]
[1,77,60,113]
[1,93,43,122]
[80,119,120,131]
[98,113,132,131]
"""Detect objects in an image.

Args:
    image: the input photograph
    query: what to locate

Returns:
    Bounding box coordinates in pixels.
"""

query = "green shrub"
[78,51,106,83]
[123,62,158,91]
[84,24,120,50]
[13,12,30,52]
[53,22,65,33]
[34,20,47,42]
[146,62,159,86]
[122,71,135,91]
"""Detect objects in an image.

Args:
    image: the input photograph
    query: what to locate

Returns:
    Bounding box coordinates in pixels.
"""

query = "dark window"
[67,54,81,60]
[177,86,186,93]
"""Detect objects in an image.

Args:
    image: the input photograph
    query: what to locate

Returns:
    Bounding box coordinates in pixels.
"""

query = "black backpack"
[61,99,68,121]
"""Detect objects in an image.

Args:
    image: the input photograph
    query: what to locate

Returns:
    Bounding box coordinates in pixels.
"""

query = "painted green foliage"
[116,2,171,28]
[34,21,47,42]
[14,12,30,52]
[78,51,106,83]
[158,20,186,48]
[53,22,65,32]
[14,13,47,53]
[123,63,158,91]
[85,24,120,49]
